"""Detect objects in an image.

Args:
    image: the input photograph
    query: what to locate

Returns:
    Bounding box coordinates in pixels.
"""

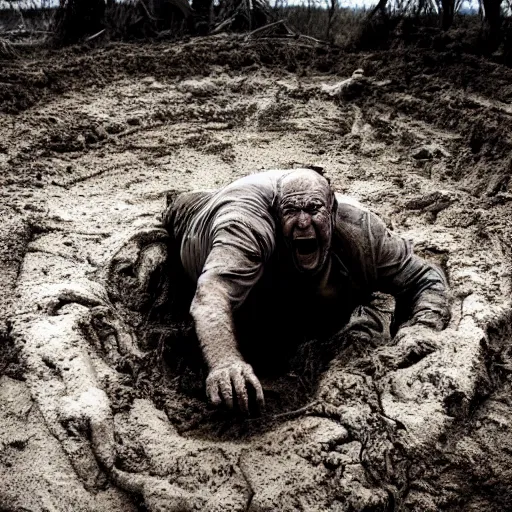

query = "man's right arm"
[190,243,266,413]
[190,261,243,371]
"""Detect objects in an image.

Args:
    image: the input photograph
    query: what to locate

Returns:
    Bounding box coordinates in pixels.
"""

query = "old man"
[118,168,450,413]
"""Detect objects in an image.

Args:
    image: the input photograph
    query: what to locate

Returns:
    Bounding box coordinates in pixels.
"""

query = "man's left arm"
[368,212,451,332]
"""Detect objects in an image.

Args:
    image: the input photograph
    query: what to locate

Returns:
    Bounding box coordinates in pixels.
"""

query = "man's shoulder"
[167,169,299,211]
[332,194,389,257]
[219,169,290,201]
[169,189,211,206]
[334,193,370,226]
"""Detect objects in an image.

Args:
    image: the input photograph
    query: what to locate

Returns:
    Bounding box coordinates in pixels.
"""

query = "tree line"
[1,0,511,52]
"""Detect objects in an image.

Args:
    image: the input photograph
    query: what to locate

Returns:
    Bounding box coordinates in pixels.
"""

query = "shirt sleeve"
[200,215,276,309]
[369,211,451,331]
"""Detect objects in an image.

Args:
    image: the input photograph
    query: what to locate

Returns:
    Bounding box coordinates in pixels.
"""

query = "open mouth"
[293,237,319,255]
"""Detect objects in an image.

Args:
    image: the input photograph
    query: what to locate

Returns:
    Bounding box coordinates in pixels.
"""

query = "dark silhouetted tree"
[53,0,106,44]
[482,0,503,36]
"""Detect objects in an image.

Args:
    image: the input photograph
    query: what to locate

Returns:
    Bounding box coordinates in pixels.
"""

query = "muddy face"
[277,170,334,274]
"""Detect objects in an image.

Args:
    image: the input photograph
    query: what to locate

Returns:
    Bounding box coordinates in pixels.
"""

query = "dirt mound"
[0,36,343,114]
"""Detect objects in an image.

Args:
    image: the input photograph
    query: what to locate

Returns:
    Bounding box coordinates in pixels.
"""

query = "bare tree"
[367,0,389,20]
[53,0,106,44]
[307,0,314,34]
[326,0,337,41]
[482,0,503,32]
[440,0,455,30]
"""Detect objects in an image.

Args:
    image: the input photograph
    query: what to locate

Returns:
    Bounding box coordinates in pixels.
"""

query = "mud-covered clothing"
[162,170,450,347]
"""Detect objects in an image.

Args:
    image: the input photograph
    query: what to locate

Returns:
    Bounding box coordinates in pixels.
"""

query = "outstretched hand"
[376,324,442,372]
[206,361,265,414]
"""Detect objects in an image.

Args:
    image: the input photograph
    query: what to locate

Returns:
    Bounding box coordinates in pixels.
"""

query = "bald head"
[276,169,335,275]
[278,168,331,197]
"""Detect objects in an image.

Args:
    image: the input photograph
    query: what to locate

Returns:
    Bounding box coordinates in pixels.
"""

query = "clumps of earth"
[1,36,512,511]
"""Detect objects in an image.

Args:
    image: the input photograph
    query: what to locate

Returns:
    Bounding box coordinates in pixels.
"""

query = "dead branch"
[85,29,106,41]
[366,0,389,19]
[297,33,329,45]
[138,0,161,22]
[0,38,17,58]
[244,19,289,39]
[272,400,320,420]
[211,15,237,34]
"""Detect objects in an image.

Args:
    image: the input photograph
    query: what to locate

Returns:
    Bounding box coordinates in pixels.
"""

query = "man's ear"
[271,193,282,221]
[331,190,338,226]
[330,190,338,219]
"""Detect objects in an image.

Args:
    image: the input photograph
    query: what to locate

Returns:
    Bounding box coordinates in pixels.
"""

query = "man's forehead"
[280,192,327,206]
[278,169,331,197]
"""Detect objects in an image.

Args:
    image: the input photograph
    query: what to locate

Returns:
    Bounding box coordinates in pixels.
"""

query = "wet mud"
[1,36,512,511]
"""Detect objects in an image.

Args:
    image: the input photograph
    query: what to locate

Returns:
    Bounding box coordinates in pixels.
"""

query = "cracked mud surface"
[1,36,512,511]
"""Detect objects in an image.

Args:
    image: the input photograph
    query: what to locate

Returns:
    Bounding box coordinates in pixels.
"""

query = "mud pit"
[1,37,512,511]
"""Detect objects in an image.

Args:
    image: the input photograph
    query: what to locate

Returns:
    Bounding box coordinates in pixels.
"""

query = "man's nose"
[297,210,312,229]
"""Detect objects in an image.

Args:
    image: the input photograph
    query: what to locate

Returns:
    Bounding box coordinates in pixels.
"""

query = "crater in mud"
[130,324,330,440]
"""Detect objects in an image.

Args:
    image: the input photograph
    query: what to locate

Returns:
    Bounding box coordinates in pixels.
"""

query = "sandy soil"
[1,35,512,511]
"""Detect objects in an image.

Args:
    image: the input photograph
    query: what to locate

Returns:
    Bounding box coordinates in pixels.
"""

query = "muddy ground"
[1,34,512,511]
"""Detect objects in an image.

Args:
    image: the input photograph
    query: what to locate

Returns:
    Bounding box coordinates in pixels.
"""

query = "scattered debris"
[177,78,218,97]
[411,144,451,160]
[405,190,457,213]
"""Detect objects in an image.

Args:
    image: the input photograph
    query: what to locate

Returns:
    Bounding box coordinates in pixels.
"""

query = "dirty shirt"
[162,170,450,341]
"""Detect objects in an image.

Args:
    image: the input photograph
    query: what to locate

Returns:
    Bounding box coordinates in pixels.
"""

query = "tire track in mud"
[0,214,33,378]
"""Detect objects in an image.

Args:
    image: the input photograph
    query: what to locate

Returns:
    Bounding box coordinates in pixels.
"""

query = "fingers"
[218,372,234,409]
[206,375,222,407]
[207,367,234,409]
[207,368,242,411]
[243,367,265,411]
[206,363,264,414]
[378,326,442,372]
[231,367,249,413]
